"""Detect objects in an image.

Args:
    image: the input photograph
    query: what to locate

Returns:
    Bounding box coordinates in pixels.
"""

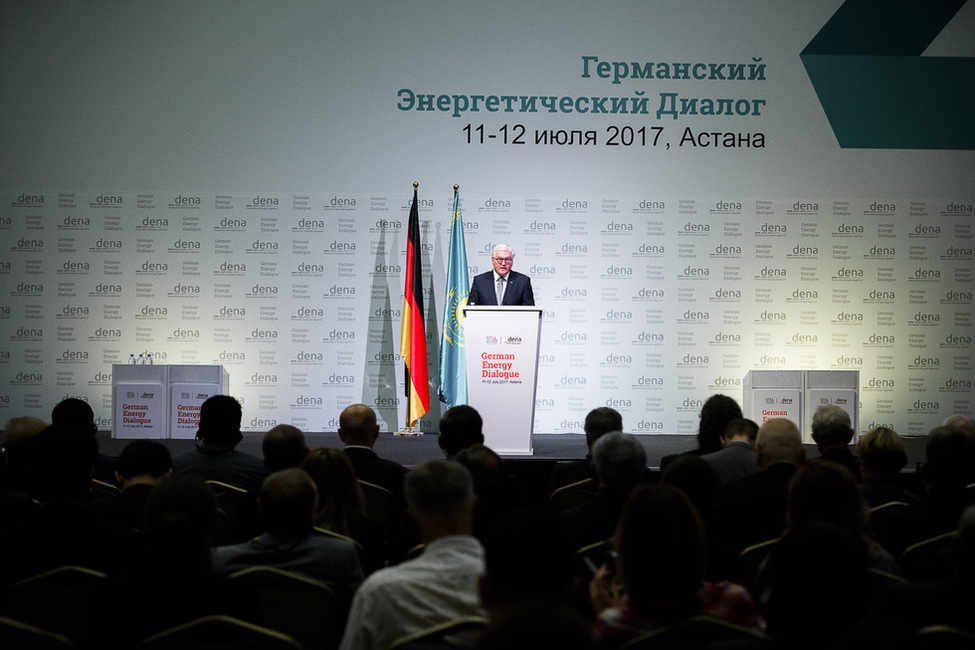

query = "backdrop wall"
[2,0,973,435]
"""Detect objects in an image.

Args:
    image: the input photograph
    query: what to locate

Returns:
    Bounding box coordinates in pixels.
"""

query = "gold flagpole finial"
[413,182,419,189]
[453,184,459,192]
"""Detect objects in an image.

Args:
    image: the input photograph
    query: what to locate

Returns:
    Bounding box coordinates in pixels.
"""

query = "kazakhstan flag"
[438,188,469,407]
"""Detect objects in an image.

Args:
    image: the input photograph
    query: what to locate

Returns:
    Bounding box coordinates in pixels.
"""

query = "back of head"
[661,455,721,521]
[592,431,646,492]
[144,476,219,574]
[338,403,378,446]
[196,395,243,450]
[300,447,364,532]
[439,405,484,457]
[924,426,975,494]
[766,522,867,643]
[787,458,866,534]
[698,394,743,453]
[724,417,759,443]
[756,418,804,469]
[117,439,173,479]
[811,404,854,449]
[259,468,318,537]
[30,422,99,501]
[51,398,97,432]
[3,416,46,463]
[584,407,623,448]
[405,458,475,522]
[482,508,573,611]
[856,426,908,476]
[615,484,705,614]
[262,424,307,472]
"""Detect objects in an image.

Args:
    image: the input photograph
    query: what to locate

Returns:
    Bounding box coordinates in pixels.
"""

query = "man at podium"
[467,244,535,306]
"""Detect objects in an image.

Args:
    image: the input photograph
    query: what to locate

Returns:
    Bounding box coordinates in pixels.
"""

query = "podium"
[743,369,858,443]
[111,364,230,439]
[462,306,543,455]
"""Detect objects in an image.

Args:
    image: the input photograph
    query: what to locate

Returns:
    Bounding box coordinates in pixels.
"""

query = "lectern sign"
[463,306,543,455]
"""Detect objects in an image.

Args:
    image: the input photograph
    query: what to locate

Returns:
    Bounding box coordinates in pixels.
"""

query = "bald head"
[338,404,379,447]
[756,419,804,469]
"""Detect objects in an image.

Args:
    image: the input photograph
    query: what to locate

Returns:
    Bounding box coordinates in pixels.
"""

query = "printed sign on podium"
[462,306,543,455]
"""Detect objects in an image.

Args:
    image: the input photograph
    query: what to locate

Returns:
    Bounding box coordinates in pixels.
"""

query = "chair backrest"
[90,478,121,501]
[916,624,975,650]
[548,478,597,513]
[206,480,258,545]
[1,565,107,647]
[737,537,780,596]
[621,615,770,650]
[358,480,397,535]
[389,616,489,650]
[229,566,344,650]
[0,615,75,650]
[137,614,302,650]
[900,530,958,582]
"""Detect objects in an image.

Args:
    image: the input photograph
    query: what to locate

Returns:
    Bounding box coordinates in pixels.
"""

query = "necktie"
[496,277,504,305]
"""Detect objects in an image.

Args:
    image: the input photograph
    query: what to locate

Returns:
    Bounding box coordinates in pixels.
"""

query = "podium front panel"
[463,306,542,455]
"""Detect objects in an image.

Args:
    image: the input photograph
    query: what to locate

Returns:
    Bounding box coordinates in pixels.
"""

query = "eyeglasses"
[492,257,513,265]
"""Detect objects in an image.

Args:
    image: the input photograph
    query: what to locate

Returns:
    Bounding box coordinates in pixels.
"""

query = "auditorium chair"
[358,480,397,535]
[619,615,770,649]
[388,615,489,650]
[136,614,301,650]
[205,480,258,545]
[229,566,345,650]
[899,530,958,582]
[548,478,597,513]
[0,565,106,647]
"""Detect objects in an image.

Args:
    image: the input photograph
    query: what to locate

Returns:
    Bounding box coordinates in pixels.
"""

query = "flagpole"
[397,181,430,436]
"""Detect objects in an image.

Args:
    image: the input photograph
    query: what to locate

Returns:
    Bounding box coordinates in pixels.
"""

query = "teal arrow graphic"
[800,0,975,149]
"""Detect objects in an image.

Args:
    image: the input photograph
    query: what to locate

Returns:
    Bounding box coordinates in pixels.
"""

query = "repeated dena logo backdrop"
[1,191,971,436]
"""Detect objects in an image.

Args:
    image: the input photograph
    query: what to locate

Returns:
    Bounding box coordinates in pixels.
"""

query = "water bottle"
[146,353,153,365]
[138,353,145,365]
[129,354,136,365]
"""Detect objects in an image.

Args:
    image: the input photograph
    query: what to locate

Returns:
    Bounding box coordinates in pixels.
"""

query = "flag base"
[394,427,425,437]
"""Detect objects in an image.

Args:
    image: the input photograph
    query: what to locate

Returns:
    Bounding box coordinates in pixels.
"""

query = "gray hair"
[405,458,475,519]
[592,431,647,491]
[492,243,514,258]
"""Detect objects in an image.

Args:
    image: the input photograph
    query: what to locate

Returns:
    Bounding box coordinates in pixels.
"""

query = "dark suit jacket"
[342,446,408,499]
[468,270,535,306]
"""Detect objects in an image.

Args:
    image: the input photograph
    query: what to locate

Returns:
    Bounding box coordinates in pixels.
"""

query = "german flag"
[400,184,430,429]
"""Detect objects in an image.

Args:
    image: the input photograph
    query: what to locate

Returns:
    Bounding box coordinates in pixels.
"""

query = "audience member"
[811,404,861,482]
[90,439,173,530]
[51,397,117,484]
[302,446,385,573]
[438,405,485,459]
[786,459,897,573]
[262,424,308,473]
[1,415,46,494]
[340,459,484,650]
[943,414,975,432]
[455,444,527,539]
[857,426,920,508]
[873,425,975,559]
[211,468,364,603]
[562,431,647,550]
[590,483,764,648]
[763,522,867,647]
[548,407,622,495]
[338,403,407,499]
[477,508,594,650]
[710,418,805,552]
[0,423,142,586]
[701,417,760,484]
[661,455,737,582]
[172,395,267,492]
[660,394,743,470]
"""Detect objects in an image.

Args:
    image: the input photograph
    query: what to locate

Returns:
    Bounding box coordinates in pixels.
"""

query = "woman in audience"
[787,459,898,574]
[301,446,384,572]
[856,426,920,508]
[589,483,764,648]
